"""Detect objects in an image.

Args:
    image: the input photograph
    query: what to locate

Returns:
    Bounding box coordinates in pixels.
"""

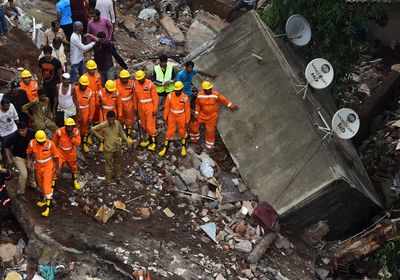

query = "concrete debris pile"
[117,0,225,61]
[338,57,388,107]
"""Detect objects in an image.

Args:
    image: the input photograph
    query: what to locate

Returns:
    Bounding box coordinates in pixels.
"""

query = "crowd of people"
[0,0,240,218]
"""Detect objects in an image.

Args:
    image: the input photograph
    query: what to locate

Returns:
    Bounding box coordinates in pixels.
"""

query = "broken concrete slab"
[186,11,227,53]
[193,11,382,238]
[160,16,185,46]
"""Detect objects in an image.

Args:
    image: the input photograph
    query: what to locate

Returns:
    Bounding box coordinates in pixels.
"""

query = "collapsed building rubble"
[192,11,382,239]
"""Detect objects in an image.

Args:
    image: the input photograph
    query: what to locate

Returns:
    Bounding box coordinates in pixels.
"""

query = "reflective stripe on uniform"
[121,96,133,102]
[197,95,218,99]
[171,109,184,114]
[102,105,115,110]
[80,105,89,109]
[60,146,73,151]
[139,98,152,103]
[36,157,52,164]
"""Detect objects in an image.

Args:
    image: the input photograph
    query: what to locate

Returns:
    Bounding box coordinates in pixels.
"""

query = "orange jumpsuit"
[74,85,95,137]
[19,80,39,102]
[27,139,60,199]
[116,79,135,128]
[52,127,81,174]
[86,72,102,123]
[98,89,121,122]
[164,92,190,140]
[134,79,158,137]
[190,90,233,149]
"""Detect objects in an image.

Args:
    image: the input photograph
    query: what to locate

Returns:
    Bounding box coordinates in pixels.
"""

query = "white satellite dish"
[285,15,312,46]
[274,14,312,47]
[331,108,360,140]
[305,58,334,90]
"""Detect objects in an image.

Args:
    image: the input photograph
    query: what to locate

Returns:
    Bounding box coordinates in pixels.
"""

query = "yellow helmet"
[119,69,130,79]
[86,60,97,70]
[79,75,90,86]
[202,81,213,90]
[65,118,76,126]
[35,130,47,143]
[135,70,145,81]
[174,81,184,91]
[105,80,116,92]
[20,69,32,79]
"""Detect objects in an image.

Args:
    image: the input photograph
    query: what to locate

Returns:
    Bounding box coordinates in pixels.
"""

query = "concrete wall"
[193,12,381,229]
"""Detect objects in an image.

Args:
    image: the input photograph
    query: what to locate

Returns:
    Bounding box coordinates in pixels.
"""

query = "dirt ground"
[0,28,40,73]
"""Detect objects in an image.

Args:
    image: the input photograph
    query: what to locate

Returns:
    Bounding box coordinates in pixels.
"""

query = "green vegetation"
[260,0,387,97]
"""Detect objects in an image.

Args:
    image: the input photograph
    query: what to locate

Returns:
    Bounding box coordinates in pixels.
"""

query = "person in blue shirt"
[176,61,216,107]
[56,0,73,40]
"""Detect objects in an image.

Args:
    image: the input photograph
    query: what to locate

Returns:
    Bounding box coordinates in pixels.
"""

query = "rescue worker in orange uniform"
[85,59,102,145]
[116,70,135,141]
[159,81,190,157]
[190,81,239,149]
[74,75,95,152]
[98,80,121,151]
[134,70,159,151]
[27,130,60,217]
[52,118,81,190]
[19,69,39,102]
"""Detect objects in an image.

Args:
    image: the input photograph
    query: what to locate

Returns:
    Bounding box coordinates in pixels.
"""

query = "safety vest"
[19,80,39,102]
[154,63,174,93]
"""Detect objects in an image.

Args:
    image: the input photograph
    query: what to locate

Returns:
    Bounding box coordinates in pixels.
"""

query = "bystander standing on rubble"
[56,73,76,124]
[56,0,73,40]
[151,54,177,114]
[91,111,132,184]
[88,9,113,42]
[70,21,96,83]
[39,45,63,114]
[93,31,127,84]
[0,95,19,145]
[44,20,68,46]
[176,61,216,107]
[3,121,35,198]
[70,0,89,31]
[7,85,29,122]
[95,0,116,26]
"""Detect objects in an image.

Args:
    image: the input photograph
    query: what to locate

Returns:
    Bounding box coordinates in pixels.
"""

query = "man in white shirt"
[69,21,96,83]
[0,95,19,141]
[95,0,115,24]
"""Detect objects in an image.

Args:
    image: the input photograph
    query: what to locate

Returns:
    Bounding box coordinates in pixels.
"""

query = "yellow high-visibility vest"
[154,63,174,93]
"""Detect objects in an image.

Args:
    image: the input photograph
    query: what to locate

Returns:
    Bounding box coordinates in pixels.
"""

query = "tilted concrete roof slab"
[193,12,382,236]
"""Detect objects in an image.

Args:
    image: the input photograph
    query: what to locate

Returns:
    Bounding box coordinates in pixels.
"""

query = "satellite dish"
[331,108,360,140]
[285,15,312,46]
[305,58,334,90]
